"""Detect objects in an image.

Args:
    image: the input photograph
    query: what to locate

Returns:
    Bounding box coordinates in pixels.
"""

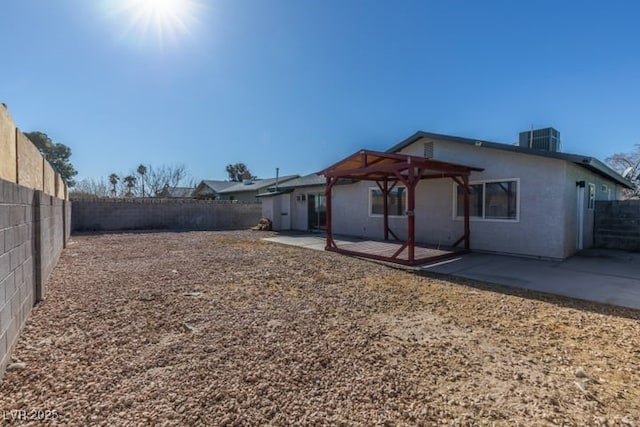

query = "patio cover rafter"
[319,149,484,266]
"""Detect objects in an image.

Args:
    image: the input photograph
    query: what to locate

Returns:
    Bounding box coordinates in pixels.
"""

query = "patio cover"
[319,150,484,265]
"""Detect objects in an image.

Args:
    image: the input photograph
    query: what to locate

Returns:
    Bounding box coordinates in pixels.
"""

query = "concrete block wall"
[0,103,70,380]
[34,193,66,300]
[594,201,640,250]
[0,180,36,378]
[0,179,69,379]
[72,199,262,232]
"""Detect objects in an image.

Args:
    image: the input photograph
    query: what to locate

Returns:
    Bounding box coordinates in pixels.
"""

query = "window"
[588,183,595,209]
[601,184,611,201]
[370,187,406,216]
[456,184,483,218]
[455,179,519,221]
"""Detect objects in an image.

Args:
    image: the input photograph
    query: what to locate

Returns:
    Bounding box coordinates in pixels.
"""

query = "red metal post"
[407,163,416,263]
[383,180,389,240]
[463,174,470,251]
[325,176,334,249]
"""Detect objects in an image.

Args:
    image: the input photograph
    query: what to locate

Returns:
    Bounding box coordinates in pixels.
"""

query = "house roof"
[218,175,299,194]
[319,149,483,181]
[388,131,635,189]
[267,173,327,189]
[160,187,194,198]
[195,180,235,194]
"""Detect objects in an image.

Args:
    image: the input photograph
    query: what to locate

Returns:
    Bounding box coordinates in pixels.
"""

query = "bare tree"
[146,164,189,196]
[69,177,111,199]
[606,144,640,199]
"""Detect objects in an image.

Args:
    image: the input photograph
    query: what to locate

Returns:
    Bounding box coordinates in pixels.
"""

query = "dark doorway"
[307,193,326,230]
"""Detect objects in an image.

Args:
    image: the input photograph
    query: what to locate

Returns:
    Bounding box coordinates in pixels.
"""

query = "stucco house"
[258,174,328,231]
[193,180,235,199]
[261,128,633,262]
[216,175,299,202]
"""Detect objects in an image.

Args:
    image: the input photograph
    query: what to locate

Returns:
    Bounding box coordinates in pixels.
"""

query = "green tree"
[25,131,78,187]
[137,164,147,197]
[123,175,137,197]
[109,173,119,197]
[225,163,250,182]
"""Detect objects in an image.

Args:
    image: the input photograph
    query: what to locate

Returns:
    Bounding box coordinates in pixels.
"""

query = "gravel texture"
[1,230,639,426]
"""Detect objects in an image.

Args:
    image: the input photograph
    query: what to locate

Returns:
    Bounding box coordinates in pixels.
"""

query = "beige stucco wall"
[17,131,44,191]
[0,104,17,182]
[0,104,67,199]
[43,161,55,195]
[55,174,66,199]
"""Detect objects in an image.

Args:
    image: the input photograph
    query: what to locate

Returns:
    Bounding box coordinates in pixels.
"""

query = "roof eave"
[577,158,635,189]
[256,189,295,198]
[391,131,634,189]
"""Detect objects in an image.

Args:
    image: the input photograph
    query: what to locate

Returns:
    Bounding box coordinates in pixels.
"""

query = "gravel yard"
[1,231,639,426]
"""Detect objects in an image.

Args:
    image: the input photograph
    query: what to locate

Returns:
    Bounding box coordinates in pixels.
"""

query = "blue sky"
[2,0,639,184]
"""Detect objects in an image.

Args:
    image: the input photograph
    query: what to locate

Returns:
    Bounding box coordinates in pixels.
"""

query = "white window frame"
[453,178,520,222]
[369,186,407,217]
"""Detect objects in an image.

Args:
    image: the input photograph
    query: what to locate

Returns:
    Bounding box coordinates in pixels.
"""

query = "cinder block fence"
[594,200,640,251]
[71,199,261,232]
[0,104,70,379]
[1,102,263,379]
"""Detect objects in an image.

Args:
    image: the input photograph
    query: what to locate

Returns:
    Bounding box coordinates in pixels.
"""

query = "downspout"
[529,126,533,148]
[576,180,585,250]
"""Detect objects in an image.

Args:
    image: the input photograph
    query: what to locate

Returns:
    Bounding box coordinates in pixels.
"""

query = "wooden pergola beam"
[319,149,483,265]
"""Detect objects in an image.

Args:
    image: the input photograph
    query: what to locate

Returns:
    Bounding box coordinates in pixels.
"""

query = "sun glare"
[107,0,202,50]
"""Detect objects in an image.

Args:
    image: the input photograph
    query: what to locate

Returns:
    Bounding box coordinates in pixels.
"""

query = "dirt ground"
[1,231,639,426]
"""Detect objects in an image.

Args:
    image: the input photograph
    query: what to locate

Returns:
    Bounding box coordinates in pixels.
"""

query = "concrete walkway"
[264,233,640,311]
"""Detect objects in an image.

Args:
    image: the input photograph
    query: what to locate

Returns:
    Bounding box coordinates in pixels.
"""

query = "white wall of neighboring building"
[261,186,326,231]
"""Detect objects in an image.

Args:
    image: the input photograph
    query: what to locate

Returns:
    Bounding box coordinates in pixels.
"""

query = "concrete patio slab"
[263,233,640,311]
[421,249,640,310]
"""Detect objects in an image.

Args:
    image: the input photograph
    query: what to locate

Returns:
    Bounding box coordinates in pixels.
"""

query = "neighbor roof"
[219,175,299,194]
[197,180,235,193]
[388,131,634,189]
[267,173,326,190]
[160,187,194,198]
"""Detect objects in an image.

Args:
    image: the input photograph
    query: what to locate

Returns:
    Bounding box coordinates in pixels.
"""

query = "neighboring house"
[193,180,235,199]
[258,174,328,231]
[262,128,634,261]
[157,186,195,198]
[216,175,299,202]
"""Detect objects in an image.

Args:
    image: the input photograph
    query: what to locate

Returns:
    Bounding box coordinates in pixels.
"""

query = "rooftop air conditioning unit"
[518,127,560,152]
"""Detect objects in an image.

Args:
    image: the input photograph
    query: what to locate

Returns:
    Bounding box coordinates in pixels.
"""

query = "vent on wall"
[423,141,434,158]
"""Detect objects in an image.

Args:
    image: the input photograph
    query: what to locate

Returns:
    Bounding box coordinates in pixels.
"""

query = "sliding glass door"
[307,193,326,230]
